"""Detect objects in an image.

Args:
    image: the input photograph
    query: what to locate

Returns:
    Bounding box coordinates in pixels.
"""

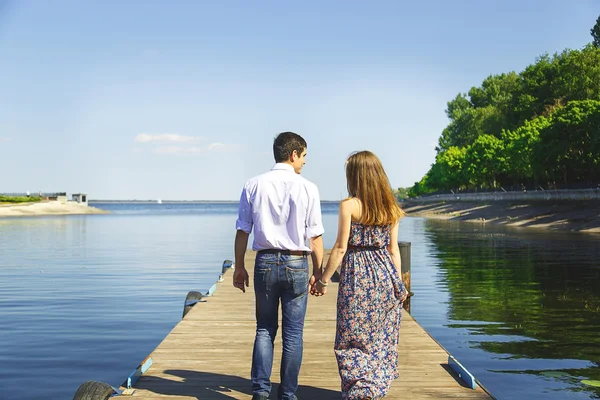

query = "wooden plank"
[115,251,493,399]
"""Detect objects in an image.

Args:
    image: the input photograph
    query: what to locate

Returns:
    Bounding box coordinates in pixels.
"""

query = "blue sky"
[0,1,597,200]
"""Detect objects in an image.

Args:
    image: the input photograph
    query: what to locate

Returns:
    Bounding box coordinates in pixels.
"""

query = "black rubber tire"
[73,381,115,400]
[183,290,204,319]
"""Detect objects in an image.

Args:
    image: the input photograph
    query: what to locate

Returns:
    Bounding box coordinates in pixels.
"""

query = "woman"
[314,150,408,400]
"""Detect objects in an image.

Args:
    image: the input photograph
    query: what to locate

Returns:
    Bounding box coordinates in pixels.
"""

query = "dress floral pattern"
[335,222,407,400]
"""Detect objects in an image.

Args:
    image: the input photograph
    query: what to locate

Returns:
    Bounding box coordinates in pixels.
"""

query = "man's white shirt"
[236,163,324,252]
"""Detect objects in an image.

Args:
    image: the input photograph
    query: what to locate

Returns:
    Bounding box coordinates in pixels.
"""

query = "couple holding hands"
[233,132,408,400]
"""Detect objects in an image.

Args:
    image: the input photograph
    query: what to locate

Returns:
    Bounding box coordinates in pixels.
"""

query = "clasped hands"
[233,266,328,296]
[309,271,328,296]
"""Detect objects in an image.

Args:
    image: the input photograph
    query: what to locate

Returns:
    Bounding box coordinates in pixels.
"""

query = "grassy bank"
[0,196,42,204]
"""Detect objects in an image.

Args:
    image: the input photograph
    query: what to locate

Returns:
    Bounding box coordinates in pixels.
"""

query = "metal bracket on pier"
[206,283,217,296]
[185,298,207,307]
[125,356,153,389]
[209,260,235,293]
[448,355,477,389]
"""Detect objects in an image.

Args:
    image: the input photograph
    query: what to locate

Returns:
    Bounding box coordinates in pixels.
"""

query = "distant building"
[72,193,88,206]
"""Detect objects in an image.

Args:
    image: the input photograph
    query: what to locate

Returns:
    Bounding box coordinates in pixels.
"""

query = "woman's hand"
[400,290,408,303]
[312,279,328,296]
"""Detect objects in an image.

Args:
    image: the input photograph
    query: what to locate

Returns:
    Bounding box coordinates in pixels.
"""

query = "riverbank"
[402,200,600,233]
[0,201,109,217]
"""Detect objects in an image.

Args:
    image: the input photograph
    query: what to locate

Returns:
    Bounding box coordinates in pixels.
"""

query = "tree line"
[407,16,600,198]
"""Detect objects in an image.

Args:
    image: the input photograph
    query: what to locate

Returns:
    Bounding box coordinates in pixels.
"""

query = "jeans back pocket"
[285,267,308,297]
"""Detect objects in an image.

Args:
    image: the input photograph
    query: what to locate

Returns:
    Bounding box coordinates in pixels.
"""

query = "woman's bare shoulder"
[339,197,359,209]
[340,197,363,220]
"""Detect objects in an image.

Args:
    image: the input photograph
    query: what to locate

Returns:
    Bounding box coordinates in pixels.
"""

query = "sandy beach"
[0,201,109,218]
[402,200,600,233]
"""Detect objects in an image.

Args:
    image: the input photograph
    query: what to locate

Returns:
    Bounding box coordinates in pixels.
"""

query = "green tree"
[437,94,473,152]
[412,44,600,194]
[427,147,467,191]
[532,100,600,183]
[463,135,506,187]
[518,54,557,119]
[394,187,410,200]
[438,106,503,152]
[407,175,433,198]
[502,115,552,184]
[445,93,472,120]
[591,15,600,48]
[552,45,600,103]
[468,72,522,131]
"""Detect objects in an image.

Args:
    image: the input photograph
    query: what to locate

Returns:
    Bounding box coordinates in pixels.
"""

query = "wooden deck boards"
[117,252,493,399]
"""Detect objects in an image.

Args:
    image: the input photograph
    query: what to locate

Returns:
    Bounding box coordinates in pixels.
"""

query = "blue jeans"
[251,252,309,400]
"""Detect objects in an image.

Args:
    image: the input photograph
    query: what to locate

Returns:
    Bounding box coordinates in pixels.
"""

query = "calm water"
[0,202,599,399]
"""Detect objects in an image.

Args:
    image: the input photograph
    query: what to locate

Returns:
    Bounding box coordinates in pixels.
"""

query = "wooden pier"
[115,252,493,399]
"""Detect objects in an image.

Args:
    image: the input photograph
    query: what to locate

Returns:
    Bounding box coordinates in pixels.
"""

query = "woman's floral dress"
[335,222,407,400]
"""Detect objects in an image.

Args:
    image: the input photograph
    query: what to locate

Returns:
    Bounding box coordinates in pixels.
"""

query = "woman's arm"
[318,199,354,288]
[387,219,402,277]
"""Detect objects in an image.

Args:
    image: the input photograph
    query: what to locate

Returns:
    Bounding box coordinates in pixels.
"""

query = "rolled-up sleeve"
[235,183,253,234]
[305,183,324,238]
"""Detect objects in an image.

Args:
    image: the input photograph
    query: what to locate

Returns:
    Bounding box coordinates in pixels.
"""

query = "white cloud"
[0,137,11,142]
[135,133,202,143]
[208,142,244,152]
[153,146,205,155]
[152,143,243,156]
[208,142,225,150]
[137,135,243,156]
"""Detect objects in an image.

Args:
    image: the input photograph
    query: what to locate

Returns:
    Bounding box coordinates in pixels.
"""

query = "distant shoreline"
[402,200,600,234]
[0,201,109,218]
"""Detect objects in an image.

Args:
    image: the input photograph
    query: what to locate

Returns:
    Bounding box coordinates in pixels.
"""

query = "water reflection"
[2,206,599,399]
[419,219,600,399]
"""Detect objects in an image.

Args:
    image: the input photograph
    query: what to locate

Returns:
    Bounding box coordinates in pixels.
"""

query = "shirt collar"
[271,163,295,173]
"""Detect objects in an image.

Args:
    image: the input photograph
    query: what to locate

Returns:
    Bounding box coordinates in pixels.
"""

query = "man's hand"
[309,273,318,296]
[309,268,323,296]
[233,267,249,293]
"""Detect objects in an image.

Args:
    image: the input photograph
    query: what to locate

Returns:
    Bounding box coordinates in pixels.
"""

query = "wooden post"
[398,241,412,312]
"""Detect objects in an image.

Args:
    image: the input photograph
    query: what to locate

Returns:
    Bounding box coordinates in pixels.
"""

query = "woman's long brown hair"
[346,150,405,225]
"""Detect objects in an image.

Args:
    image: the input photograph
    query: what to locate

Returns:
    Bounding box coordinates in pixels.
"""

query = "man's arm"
[309,234,324,276]
[233,230,250,292]
[235,229,250,271]
[234,184,253,293]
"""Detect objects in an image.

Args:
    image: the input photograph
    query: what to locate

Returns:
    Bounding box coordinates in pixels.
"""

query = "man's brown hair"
[273,132,307,163]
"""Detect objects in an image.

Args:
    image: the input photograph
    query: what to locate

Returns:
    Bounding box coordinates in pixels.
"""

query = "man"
[234,132,324,400]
